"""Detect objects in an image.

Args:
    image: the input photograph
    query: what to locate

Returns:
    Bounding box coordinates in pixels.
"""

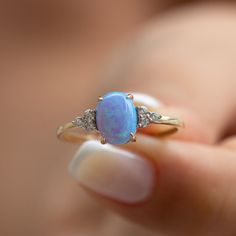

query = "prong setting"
[58,91,183,146]
[130,132,136,142]
[73,109,97,131]
[126,93,134,100]
[146,113,152,121]
[100,136,106,144]
[136,106,161,128]
[138,123,143,128]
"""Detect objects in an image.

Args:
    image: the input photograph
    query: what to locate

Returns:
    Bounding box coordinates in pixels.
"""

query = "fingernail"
[132,92,163,109]
[69,141,155,204]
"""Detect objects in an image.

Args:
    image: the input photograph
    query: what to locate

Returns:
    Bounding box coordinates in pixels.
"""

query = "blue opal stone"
[96,92,137,144]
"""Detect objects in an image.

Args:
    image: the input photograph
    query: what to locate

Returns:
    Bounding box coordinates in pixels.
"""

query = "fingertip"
[69,140,156,204]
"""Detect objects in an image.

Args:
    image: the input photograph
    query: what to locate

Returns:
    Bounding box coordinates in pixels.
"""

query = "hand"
[69,4,236,236]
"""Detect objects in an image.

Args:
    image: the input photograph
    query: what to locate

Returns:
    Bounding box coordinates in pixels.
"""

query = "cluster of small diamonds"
[136,106,161,128]
[72,109,97,131]
[72,106,161,131]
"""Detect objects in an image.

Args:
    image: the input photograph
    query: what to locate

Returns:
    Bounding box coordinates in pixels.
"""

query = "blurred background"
[1,1,236,235]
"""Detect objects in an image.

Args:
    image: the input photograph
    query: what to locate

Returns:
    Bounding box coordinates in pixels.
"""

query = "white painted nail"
[132,92,163,109]
[69,140,155,204]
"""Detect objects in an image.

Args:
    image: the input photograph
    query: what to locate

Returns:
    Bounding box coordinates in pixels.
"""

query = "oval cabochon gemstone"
[96,92,137,144]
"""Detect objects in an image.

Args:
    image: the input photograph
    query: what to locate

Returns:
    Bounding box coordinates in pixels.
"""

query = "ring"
[57,92,184,145]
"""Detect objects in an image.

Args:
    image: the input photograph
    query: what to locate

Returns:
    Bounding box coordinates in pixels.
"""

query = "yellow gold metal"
[57,115,184,144]
[100,136,106,144]
[138,122,143,128]
[57,92,184,144]
[148,115,184,137]
[130,132,137,142]
[57,122,99,144]
[126,94,134,100]
[154,115,184,127]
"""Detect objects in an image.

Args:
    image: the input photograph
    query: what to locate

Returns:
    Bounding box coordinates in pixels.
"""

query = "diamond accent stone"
[73,109,97,131]
[73,105,161,132]
[149,112,162,122]
[83,109,97,131]
[136,106,161,128]
[73,117,84,127]
[136,106,150,128]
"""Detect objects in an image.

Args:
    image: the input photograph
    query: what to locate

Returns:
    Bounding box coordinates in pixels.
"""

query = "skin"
[1,0,236,236]
[84,4,236,235]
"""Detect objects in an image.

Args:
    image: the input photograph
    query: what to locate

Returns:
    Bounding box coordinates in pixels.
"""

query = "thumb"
[69,138,236,236]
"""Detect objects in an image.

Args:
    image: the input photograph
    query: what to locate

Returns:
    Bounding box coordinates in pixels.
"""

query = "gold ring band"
[57,115,184,144]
